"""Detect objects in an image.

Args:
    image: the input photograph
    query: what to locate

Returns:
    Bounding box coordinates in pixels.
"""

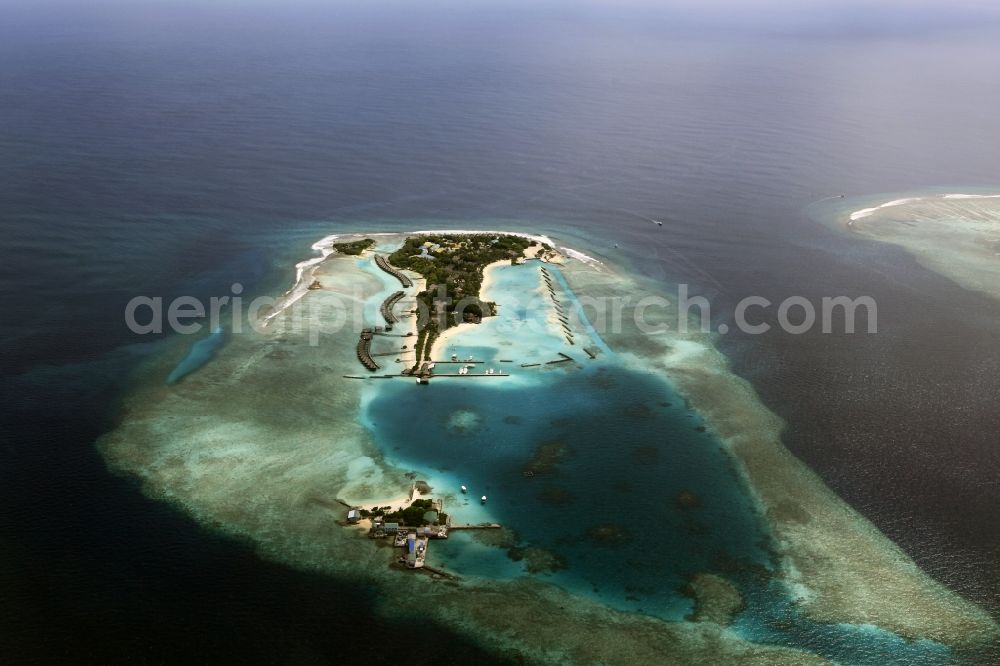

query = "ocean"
[2,2,999,663]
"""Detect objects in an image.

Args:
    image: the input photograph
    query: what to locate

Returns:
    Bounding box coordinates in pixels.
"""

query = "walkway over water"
[380,290,405,325]
[356,330,379,371]
[375,254,412,287]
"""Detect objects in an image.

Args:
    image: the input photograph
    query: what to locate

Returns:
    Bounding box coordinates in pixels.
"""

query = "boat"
[480,495,487,504]
[461,485,467,493]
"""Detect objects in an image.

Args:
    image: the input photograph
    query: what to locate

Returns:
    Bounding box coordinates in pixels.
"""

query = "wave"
[262,234,341,324]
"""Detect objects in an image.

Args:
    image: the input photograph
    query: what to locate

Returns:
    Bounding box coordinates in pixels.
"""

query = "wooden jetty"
[545,352,574,365]
[379,290,405,326]
[374,254,412,287]
[424,373,508,378]
[356,329,379,371]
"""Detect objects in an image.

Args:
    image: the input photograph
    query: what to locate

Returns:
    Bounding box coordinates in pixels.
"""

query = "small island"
[347,496,501,572]
[332,238,376,255]
[384,234,546,371]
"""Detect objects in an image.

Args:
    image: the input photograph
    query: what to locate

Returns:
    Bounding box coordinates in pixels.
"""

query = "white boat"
[480,495,487,504]
[460,485,467,493]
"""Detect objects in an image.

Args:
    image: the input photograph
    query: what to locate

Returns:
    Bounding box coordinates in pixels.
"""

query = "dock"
[356,329,379,371]
[412,360,510,383]
[380,290,405,326]
[540,266,575,345]
[375,254,413,288]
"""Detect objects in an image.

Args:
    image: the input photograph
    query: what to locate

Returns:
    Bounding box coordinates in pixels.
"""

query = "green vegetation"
[388,234,533,370]
[333,238,375,255]
[360,499,447,526]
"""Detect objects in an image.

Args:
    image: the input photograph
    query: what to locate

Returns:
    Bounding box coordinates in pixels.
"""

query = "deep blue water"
[367,365,769,618]
[3,2,1000,663]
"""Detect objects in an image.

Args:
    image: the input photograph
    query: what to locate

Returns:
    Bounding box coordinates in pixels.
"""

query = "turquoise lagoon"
[360,255,955,664]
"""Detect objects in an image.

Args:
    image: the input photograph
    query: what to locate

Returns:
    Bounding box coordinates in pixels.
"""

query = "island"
[332,238,376,255]
[386,234,538,370]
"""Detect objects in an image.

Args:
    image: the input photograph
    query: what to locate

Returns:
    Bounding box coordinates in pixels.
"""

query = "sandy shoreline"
[426,242,569,360]
[426,258,509,360]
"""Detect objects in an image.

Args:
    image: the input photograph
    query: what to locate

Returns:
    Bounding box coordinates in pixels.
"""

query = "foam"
[262,234,341,324]
[849,197,923,221]
[559,246,603,266]
[849,193,1000,221]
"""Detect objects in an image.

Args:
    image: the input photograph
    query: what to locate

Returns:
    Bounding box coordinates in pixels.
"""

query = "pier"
[380,290,405,326]
[545,352,575,365]
[411,359,511,383]
[356,329,379,371]
[374,254,413,287]
[540,267,575,345]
